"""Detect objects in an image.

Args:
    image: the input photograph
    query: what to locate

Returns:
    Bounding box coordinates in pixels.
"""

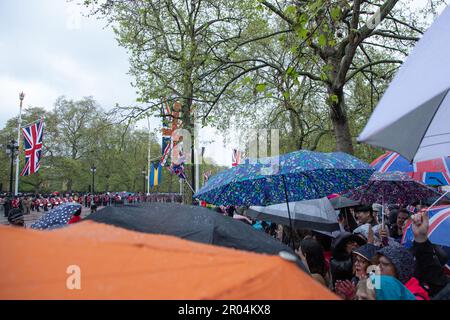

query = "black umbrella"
[86,203,301,259]
[329,195,360,209]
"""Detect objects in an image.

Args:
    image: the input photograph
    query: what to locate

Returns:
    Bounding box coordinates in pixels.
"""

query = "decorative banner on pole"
[161,99,183,166]
[20,118,44,176]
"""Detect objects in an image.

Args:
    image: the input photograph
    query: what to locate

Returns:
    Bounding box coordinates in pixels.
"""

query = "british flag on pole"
[20,119,44,176]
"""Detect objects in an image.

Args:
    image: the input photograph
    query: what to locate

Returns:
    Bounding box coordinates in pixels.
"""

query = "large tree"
[258,0,432,153]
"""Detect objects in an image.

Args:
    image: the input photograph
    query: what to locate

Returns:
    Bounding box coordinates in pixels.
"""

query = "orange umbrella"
[0,221,339,300]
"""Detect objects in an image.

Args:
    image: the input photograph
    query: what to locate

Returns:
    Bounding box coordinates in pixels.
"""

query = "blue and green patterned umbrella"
[194,150,374,206]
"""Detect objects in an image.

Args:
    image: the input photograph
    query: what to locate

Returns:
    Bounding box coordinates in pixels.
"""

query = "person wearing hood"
[330,232,366,288]
[7,209,25,227]
[376,245,430,300]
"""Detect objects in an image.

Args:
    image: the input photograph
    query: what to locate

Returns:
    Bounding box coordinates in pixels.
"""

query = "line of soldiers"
[1,191,184,219]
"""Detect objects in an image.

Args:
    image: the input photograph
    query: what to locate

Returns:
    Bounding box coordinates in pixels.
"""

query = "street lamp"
[14,92,25,196]
[6,139,19,195]
[142,168,146,193]
[90,165,96,194]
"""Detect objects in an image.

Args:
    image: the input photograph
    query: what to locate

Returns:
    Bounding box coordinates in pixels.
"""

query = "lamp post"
[6,139,19,195]
[14,92,25,195]
[90,165,96,194]
[142,168,146,193]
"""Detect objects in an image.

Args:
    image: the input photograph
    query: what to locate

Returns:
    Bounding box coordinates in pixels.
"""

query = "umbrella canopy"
[358,6,450,162]
[194,150,373,206]
[371,151,450,185]
[346,172,440,205]
[328,195,360,209]
[402,205,450,248]
[30,203,81,230]
[247,197,340,232]
[86,203,296,257]
[402,205,450,271]
[0,222,338,299]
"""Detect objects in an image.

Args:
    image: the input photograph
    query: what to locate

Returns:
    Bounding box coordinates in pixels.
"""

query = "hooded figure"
[8,209,24,227]
[377,246,430,300]
[330,232,366,286]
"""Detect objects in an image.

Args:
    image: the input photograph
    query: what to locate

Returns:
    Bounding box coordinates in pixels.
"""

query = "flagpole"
[147,116,151,194]
[14,92,25,195]
[194,110,200,193]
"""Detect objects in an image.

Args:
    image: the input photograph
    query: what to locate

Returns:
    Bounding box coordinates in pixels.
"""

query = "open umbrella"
[194,150,372,247]
[402,205,450,248]
[358,6,450,162]
[247,197,340,232]
[86,203,298,258]
[30,203,81,230]
[346,172,440,206]
[328,195,360,209]
[402,205,450,271]
[194,150,373,207]
[371,151,450,186]
[0,222,338,299]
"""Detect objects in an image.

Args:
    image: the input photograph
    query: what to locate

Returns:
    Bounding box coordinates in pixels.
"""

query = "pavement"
[0,205,103,227]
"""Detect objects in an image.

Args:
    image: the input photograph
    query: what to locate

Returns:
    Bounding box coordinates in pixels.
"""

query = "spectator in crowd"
[376,245,430,300]
[68,207,82,224]
[297,238,330,287]
[329,232,366,287]
[7,208,25,227]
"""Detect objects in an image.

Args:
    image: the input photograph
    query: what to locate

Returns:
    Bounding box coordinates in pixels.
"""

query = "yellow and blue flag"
[150,163,162,188]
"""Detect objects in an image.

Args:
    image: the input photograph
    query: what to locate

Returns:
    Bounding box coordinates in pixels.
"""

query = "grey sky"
[0,0,444,167]
[0,0,236,166]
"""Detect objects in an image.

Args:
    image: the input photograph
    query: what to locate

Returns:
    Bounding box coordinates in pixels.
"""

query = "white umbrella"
[358,6,450,162]
[247,197,340,232]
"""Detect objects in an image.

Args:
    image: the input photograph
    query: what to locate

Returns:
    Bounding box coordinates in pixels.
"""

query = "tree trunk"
[328,87,354,154]
[67,178,73,193]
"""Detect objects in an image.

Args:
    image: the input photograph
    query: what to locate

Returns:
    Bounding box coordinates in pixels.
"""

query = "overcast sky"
[0,0,444,167]
[0,0,238,166]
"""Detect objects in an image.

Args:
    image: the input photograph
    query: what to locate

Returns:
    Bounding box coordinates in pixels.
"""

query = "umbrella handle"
[281,175,295,249]
[428,190,450,211]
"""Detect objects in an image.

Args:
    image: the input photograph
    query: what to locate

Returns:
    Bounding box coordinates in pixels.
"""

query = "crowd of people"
[0,191,183,226]
[208,201,450,300]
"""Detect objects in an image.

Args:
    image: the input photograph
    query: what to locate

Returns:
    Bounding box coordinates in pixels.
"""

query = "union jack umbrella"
[20,119,44,176]
[402,205,450,271]
[371,151,450,185]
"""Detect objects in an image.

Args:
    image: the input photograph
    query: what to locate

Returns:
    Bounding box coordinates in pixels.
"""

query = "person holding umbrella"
[68,207,82,224]
[8,209,25,227]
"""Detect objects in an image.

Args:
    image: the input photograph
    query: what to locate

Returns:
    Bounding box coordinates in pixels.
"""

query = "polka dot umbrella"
[30,203,82,230]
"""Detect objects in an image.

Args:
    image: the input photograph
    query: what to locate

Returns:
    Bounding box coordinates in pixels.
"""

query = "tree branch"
[345,59,402,83]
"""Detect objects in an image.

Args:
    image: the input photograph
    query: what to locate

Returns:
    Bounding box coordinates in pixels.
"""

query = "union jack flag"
[20,119,44,176]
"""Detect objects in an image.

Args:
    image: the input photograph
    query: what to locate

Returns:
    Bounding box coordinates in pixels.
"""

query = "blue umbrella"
[194,150,373,206]
[30,203,82,230]
[194,150,373,247]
